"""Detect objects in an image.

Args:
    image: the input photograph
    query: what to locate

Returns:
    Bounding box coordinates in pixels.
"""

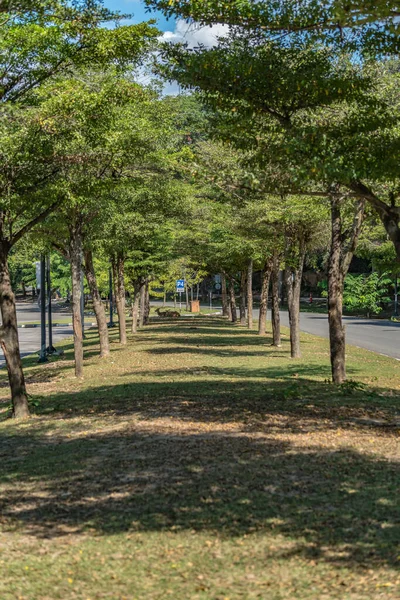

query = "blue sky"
[102,0,175,32]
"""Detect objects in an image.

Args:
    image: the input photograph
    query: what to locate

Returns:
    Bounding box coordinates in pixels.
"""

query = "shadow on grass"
[0,318,399,573]
[28,373,396,432]
[0,425,398,571]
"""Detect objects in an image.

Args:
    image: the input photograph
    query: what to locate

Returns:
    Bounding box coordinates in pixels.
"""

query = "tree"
[343,272,392,317]
[39,72,190,371]
[0,1,159,103]
[0,17,160,416]
[149,17,400,262]
[153,17,400,379]
[146,0,400,51]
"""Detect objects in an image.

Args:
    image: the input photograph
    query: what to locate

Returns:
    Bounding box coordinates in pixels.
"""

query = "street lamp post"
[38,255,48,363]
[46,254,56,355]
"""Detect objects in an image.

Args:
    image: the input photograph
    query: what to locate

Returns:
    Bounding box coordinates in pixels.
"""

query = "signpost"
[176,279,185,310]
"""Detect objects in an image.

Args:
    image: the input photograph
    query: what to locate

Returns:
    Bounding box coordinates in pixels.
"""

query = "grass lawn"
[0,316,399,599]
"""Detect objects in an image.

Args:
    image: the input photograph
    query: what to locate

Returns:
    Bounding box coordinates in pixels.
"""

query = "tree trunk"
[84,249,110,357]
[229,279,237,323]
[131,281,142,334]
[285,244,306,359]
[221,273,230,317]
[271,255,281,347]
[185,281,190,311]
[285,269,299,359]
[247,259,253,330]
[258,259,273,336]
[0,244,30,418]
[21,281,26,298]
[328,197,346,384]
[227,300,232,321]
[139,282,146,328]
[239,270,247,325]
[113,254,127,345]
[144,282,150,325]
[381,210,400,262]
[69,224,84,377]
[349,180,400,262]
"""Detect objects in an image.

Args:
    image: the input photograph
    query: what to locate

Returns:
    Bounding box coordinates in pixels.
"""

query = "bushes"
[343,272,392,316]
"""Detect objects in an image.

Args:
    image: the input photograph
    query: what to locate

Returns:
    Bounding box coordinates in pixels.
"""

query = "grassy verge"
[0,317,399,599]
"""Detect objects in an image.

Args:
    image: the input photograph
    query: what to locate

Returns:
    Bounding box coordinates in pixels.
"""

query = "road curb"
[19,322,97,329]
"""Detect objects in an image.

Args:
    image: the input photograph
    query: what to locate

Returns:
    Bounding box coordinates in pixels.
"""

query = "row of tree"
[146,0,400,381]
[1,0,399,420]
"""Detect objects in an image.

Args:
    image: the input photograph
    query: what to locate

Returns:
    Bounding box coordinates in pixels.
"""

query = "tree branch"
[52,240,70,262]
[11,200,60,247]
[348,180,391,215]
[341,198,366,277]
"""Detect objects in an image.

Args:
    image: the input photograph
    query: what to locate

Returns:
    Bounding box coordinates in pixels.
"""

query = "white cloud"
[162,19,230,48]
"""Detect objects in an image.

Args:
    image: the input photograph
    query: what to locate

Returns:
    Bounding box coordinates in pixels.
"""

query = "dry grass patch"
[0,317,399,599]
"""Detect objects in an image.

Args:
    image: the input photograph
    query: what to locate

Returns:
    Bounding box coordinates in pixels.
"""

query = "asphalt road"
[0,302,85,366]
[277,311,400,360]
[158,301,400,361]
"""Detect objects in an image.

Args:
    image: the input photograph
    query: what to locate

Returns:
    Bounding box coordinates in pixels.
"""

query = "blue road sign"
[176,279,185,293]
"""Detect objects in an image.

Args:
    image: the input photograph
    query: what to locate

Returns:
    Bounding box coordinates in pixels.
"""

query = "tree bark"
[185,280,190,311]
[69,224,84,378]
[131,293,140,333]
[144,281,150,325]
[258,258,273,335]
[285,269,300,359]
[229,279,237,323]
[113,254,127,345]
[285,242,306,359]
[247,259,253,329]
[271,255,281,347]
[349,180,400,262]
[328,197,346,383]
[239,270,247,325]
[139,282,146,328]
[326,195,366,383]
[221,273,230,317]
[0,244,30,418]
[130,279,144,334]
[84,249,110,357]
